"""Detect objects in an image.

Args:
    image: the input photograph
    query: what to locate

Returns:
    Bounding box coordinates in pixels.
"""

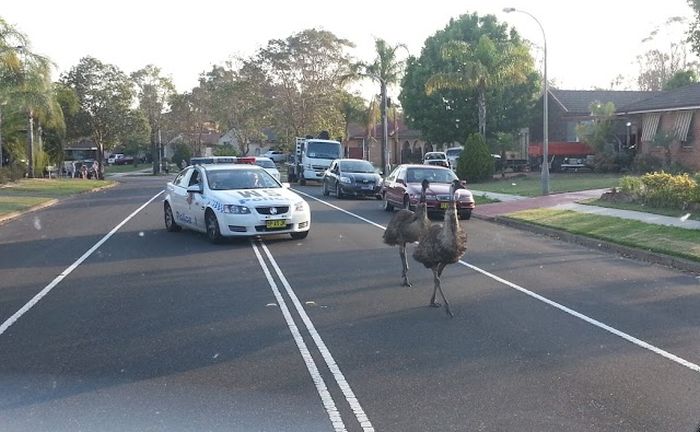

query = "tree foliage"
[400,13,539,145]
[61,56,135,177]
[663,69,698,89]
[256,28,355,142]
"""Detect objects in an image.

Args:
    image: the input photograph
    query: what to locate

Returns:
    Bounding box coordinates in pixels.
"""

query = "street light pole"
[504,8,549,195]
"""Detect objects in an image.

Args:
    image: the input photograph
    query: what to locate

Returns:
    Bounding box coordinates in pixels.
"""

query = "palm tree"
[425,35,531,139]
[0,18,59,177]
[363,38,408,172]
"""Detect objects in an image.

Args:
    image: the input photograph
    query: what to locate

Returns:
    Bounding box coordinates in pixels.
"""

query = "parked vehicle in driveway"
[423,151,450,168]
[163,159,311,242]
[263,150,287,163]
[381,164,475,220]
[321,158,383,199]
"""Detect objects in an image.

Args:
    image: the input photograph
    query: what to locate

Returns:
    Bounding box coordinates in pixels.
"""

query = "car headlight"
[294,200,307,212]
[339,176,351,184]
[223,204,251,214]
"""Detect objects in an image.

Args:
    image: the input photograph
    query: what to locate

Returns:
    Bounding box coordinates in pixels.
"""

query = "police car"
[164,158,311,242]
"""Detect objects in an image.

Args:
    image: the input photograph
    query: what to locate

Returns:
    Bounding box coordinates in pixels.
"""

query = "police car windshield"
[207,169,280,190]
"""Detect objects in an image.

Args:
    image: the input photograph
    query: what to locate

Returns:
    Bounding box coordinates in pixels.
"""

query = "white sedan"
[163,163,311,242]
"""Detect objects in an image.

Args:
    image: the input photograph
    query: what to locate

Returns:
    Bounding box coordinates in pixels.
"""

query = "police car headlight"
[293,200,307,212]
[223,204,250,214]
[339,176,351,184]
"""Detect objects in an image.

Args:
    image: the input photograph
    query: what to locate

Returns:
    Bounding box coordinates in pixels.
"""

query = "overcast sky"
[2,0,697,100]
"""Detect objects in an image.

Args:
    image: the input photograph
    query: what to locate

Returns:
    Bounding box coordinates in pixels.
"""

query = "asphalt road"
[1,176,699,431]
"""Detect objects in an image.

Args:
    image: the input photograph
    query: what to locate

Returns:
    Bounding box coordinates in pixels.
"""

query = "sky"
[2,0,697,101]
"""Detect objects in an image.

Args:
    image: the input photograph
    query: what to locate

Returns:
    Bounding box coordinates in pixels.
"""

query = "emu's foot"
[401,279,413,288]
[429,301,442,308]
[445,307,455,318]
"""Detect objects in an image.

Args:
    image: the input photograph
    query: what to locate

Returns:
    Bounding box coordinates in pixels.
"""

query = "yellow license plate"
[440,202,449,209]
[266,219,286,229]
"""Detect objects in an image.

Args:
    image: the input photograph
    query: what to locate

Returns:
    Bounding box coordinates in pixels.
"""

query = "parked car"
[321,158,382,199]
[163,161,310,242]
[445,146,463,170]
[263,150,287,163]
[113,155,135,165]
[252,156,281,181]
[380,164,475,220]
[423,151,450,168]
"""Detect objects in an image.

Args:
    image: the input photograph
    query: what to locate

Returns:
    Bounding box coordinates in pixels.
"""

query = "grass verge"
[581,199,700,222]
[507,208,700,262]
[471,173,622,196]
[0,178,114,218]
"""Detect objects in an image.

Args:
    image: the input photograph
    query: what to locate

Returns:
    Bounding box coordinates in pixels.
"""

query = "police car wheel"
[164,203,181,232]
[205,210,223,243]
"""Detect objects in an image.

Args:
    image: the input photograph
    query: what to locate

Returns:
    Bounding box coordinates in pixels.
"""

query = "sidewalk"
[472,188,700,230]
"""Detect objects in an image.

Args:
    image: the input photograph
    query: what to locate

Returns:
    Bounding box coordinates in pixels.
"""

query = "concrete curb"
[472,213,700,275]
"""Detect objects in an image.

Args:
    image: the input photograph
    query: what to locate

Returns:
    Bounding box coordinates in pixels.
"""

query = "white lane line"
[250,243,346,432]
[261,243,375,432]
[0,191,164,337]
[298,191,700,374]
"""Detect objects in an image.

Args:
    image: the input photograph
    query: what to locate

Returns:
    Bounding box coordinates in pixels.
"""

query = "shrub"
[640,171,697,208]
[591,151,620,173]
[618,176,644,200]
[631,153,663,174]
[456,133,494,182]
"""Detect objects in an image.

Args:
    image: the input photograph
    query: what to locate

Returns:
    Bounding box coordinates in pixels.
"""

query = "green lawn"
[581,199,700,222]
[0,178,114,217]
[470,173,623,196]
[507,208,700,262]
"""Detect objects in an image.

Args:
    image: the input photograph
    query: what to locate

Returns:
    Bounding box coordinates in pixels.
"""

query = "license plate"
[266,219,286,229]
[362,185,373,190]
[440,202,449,209]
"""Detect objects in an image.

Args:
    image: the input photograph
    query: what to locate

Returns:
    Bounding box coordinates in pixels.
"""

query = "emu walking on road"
[383,179,431,287]
[412,180,467,317]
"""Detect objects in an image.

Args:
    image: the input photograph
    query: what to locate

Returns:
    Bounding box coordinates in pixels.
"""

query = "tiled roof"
[617,83,700,113]
[550,89,659,114]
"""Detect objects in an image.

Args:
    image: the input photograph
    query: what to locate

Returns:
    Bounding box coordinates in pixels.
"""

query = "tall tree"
[131,65,175,174]
[663,69,698,89]
[338,91,367,143]
[362,38,408,172]
[257,28,355,143]
[639,16,697,91]
[400,13,538,146]
[200,60,272,155]
[61,56,135,178]
[425,34,531,139]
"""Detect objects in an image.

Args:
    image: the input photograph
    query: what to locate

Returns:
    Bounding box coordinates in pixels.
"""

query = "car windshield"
[406,167,457,183]
[207,169,280,190]
[339,160,375,173]
[446,149,462,157]
[306,141,341,159]
[424,153,446,160]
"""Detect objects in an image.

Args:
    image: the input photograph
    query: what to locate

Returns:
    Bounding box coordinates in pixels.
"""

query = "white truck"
[286,136,343,185]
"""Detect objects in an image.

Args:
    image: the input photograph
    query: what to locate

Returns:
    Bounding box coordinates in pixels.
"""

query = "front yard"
[470,172,622,196]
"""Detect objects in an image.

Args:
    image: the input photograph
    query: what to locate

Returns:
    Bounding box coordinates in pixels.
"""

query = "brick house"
[617,84,700,171]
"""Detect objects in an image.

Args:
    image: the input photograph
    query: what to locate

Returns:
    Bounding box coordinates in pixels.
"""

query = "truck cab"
[287,137,342,185]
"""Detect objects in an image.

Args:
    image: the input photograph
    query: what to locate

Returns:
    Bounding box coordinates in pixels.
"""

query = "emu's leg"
[435,263,453,317]
[429,267,441,307]
[400,243,411,287]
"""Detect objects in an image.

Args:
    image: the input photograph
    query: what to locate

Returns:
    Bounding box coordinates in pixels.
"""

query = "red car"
[381,164,475,220]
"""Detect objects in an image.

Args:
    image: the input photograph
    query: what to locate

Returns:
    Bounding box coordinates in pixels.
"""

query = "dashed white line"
[0,191,164,337]
[296,189,700,374]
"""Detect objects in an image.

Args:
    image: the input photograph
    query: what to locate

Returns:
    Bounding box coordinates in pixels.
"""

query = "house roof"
[616,83,700,114]
[549,89,659,115]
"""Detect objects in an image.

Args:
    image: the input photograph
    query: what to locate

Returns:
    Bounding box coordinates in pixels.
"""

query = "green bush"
[172,143,192,167]
[456,133,494,182]
[640,171,697,208]
[618,176,644,199]
[631,153,663,174]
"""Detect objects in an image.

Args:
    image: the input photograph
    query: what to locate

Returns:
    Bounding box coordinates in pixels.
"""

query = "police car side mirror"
[187,185,203,194]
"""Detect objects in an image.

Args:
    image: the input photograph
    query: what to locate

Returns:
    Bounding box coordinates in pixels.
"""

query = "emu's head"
[419,179,430,203]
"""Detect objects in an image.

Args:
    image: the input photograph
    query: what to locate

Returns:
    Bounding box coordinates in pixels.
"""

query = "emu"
[383,179,431,287]
[412,180,467,317]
